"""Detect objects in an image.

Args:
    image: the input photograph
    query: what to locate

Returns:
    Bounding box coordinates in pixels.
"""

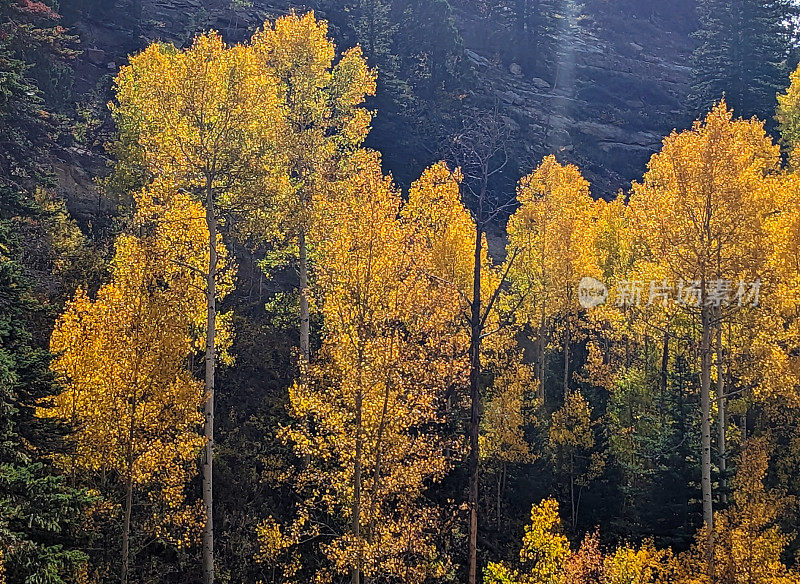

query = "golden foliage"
[508,155,600,323]
[777,63,800,165]
[485,498,571,584]
[699,440,800,584]
[248,10,376,241]
[112,30,279,203]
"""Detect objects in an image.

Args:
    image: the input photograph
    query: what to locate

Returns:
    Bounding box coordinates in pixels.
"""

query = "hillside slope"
[58,0,695,216]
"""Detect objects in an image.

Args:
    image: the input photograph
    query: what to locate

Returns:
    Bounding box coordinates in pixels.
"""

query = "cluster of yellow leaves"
[624,101,800,429]
[508,155,601,326]
[602,543,678,584]
[249,11,376,241]
[112,30,280,204]
[486,498,679,584]
[403,162,479,295]
[484,499,570,584]
[777,63,800,165]
[549,392,595,453]
[629,101,779,290]
[480,335,537,465]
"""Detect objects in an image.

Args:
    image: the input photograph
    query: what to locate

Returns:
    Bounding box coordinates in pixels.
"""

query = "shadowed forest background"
[5,1,800,584]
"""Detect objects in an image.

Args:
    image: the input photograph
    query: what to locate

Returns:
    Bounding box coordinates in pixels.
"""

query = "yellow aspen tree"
[507,155,600,402]
[484,498,571,584]
[694,173,800,463]
[628,100,780,575]
[111,32,277,584]
[45,185,233,584]
[776,63,800,164]
[548,391,605,530]
[756,171,800,408]
[268,152,464,584]
[249,11,376,364]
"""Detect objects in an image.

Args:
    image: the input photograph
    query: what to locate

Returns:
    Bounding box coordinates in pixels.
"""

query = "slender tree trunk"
[660,328,670,422]
[121,396,137,584]
[538,307,546,402]
[121,412,136,584]
[741,412,747,443]
[368,368,393,542]
[468,227,482,584]
[121,475,133,584]
[717,324,727,505]
[352,357,364,584]
[202,177,217,584]
[700,303,714,578]
[563,317,570,399]
[299,229,310,364]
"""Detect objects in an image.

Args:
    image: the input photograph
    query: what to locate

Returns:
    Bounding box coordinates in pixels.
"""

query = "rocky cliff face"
[57,0,694,219]
[454,3,693,196]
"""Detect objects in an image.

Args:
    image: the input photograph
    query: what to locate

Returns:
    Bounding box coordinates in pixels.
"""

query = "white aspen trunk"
[299,228,310,364]
[202,178,217,584]
[700,302,714,579]
[717,324,727,505]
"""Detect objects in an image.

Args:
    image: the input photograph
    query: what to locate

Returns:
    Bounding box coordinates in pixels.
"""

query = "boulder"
[84,47,106,66]
[495,90,524,105]
[465,49,490,67]
[531,77,551,91]
[547,127,572,148]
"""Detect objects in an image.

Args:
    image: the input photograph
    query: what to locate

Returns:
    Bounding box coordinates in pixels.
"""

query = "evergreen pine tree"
[0,4,92,579]
[690,0,797,121]
[318,0,467,186]
[0,193,92,584]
